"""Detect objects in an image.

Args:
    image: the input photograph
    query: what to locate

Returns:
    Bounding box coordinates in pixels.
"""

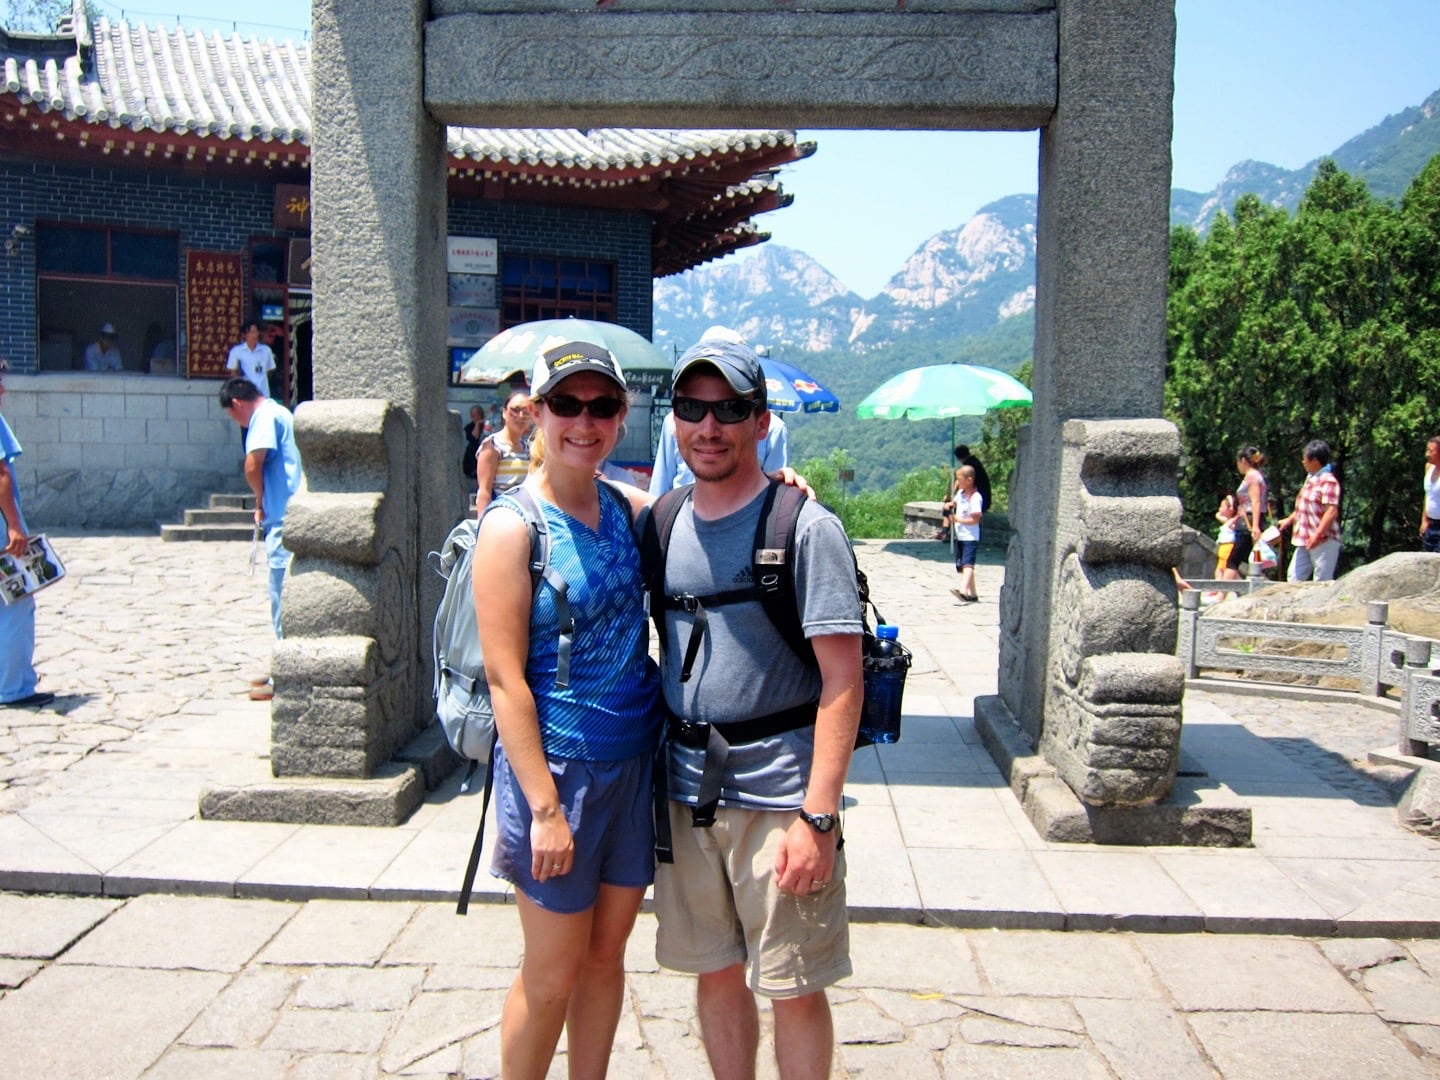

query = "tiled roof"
[1,17,802,173]
[0,14,812,274]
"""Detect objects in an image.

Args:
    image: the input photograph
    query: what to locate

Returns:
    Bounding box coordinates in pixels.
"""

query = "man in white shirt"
[226,320,276,398]
[82,323,123,371]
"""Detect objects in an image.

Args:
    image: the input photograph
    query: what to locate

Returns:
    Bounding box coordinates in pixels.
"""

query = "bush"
[798,450,950,538]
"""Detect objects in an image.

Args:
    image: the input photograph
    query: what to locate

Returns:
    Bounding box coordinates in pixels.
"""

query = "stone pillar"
[199,0,457,826]
[1043,419,1184,806]
[1006,0,1176,747]
[309,0,454,728]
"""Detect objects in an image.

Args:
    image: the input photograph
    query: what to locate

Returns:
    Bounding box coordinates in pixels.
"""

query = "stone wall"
[0,372,242,529]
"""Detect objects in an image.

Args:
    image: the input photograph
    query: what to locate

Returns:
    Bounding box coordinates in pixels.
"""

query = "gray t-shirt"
[661,486,863,810]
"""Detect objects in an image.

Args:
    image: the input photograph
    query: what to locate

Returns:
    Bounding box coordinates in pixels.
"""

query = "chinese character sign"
[185,251,245,379]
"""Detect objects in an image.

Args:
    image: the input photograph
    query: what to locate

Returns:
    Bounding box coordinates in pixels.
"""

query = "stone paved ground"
[0,893,1438,1079]
[5,535,1440,1075]
[0,533,271,816]
[1186,687,1419,805]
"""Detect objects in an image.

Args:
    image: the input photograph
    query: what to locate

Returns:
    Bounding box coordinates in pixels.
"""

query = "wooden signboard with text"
[185,251,244,379]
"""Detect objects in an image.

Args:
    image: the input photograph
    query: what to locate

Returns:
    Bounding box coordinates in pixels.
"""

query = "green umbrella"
[857,363,1033,518]
[460,318,669,385]
[855,363,1032,420]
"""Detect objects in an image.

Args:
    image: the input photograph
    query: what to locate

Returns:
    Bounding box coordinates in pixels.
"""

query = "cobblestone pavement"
[0,533,271,815]
[1,893,1438,1078]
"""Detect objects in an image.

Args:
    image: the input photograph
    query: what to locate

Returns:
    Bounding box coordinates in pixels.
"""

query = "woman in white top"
[1421,436,1440,553]
[475,389,534,517]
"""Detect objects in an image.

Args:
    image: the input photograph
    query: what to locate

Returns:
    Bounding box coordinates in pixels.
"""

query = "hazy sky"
[91,0,1440,296]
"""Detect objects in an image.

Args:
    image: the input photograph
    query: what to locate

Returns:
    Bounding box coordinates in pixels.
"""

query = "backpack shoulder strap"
[502,486,576,688]
[751,479,815,669]
[641,483,693,642]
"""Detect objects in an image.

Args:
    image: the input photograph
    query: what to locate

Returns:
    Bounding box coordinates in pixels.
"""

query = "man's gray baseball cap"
[672,339,764,397]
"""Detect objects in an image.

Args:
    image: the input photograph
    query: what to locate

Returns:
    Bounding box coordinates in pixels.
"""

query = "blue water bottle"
[859,624,908,745]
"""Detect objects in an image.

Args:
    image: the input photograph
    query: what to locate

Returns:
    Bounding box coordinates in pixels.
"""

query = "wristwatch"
[799,808,837,833]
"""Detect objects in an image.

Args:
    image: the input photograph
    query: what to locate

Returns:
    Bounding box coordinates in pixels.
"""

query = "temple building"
[0,11,810,525]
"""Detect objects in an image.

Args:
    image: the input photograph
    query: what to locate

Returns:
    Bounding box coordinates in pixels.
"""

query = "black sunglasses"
[542,394,624,420]
[671,396,758,425]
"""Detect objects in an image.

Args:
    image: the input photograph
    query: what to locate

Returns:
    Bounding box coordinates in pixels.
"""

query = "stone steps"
[160,492,256,543]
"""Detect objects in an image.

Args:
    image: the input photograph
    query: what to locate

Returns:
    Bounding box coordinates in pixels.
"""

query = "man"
[953,444,991,512]
[0,361,54,709]
[219,378,302,698]
[226,320,276,398]
[650,336,863,1080]
[82,323,123,372]
[1277,439,1342,582]
[943,464,983,603]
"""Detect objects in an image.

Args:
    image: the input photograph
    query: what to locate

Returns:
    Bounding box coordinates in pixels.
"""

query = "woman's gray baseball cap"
[671,339,764,397]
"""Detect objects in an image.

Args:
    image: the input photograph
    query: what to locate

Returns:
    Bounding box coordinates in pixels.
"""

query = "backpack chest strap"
[660,586,762,683]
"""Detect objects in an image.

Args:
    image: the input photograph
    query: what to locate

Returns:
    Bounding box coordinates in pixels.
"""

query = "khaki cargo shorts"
[654,802,851,999]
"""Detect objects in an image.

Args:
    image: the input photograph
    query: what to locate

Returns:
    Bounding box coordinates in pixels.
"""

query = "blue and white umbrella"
[759,357,839,414]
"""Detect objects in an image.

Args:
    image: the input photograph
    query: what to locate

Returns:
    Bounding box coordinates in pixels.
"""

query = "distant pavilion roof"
[0,14,813,276]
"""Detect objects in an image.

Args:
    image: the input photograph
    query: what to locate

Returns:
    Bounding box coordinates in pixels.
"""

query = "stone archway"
[230,0,1194,836]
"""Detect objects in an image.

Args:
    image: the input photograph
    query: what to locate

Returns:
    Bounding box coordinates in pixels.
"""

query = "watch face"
[802,810,836,833]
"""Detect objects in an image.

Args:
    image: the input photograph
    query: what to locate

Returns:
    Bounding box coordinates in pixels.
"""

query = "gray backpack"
[429,480,631,912]
[432,486,571,789]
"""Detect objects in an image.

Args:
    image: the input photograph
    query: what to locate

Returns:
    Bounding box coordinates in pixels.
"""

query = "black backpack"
[640,479,887,744]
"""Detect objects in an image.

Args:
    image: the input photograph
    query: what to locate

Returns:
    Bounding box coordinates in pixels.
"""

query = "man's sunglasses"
[542,394,625,420]
[671,396,758,425]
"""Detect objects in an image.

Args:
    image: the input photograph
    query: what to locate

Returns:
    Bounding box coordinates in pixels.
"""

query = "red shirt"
[1293,469,1341,546]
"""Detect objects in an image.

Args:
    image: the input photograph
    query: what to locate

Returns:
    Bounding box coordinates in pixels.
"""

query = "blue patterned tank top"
[495,482,661,761]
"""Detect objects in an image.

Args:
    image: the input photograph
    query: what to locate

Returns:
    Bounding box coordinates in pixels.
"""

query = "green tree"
[1167,156,1440,563]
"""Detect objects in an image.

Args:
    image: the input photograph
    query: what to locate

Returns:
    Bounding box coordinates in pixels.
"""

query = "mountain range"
[653,87,1440,357]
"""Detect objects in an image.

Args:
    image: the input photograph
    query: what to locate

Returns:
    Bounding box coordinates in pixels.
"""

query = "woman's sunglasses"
[542,394,624,420]
[671,396,758,425]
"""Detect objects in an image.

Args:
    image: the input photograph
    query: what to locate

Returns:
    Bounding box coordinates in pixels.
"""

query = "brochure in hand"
[0,534,66,605]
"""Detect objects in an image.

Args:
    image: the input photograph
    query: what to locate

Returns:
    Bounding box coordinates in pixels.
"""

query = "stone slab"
[0,966,229,1077]
[105,819,300,897]
[839,802,922,921]
[179,966,300,1049]
[1073,997,1214,1080]
[235,824,423,901]
[1028,850,1205,933]
[911,848,1065,930]
[199,763,425,827]
[1136,935,1370,1013]
[1187,1010,1433,1080]
[844,922,983,995]
[0,813,103,894]
[56,894,298,972]
[256,898,419,966]
[969,930,1164,1000]
[1154,852,1337,935]
[143,1046,296,1080]
[0,893,121,958]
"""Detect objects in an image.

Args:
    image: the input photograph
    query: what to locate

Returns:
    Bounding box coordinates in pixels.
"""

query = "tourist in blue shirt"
[0,360,54,709]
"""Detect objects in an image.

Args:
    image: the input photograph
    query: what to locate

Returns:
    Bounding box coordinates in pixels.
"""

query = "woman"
[461,406,486,482]
[474,341,661,1080]
[1221,446,1267,581]
[474,389,533,517]
[1421,436,1440,553]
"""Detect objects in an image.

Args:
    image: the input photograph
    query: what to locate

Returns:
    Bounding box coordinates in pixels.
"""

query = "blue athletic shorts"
[490,745,655,914]
[954,540,979,570]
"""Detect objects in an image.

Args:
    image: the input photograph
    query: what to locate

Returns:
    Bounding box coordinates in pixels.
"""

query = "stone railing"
[902,501,1012,548]
[1177,596,1439,758]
